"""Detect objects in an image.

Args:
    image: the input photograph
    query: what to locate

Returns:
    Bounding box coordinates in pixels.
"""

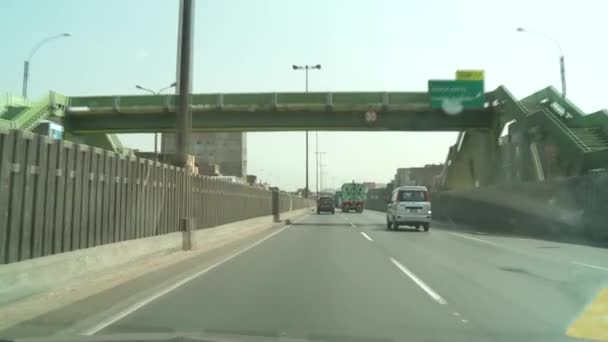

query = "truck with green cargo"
[340,182,367,213]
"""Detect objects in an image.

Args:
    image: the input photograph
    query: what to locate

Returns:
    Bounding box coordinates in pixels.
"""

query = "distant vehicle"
[386,185,431,231]
[334,191,343,208]
[340,182,367,213]
[317,196,335,214]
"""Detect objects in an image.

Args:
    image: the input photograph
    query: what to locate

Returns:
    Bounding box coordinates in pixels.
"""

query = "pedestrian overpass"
[66,91,493,133]
[2,85,607,190]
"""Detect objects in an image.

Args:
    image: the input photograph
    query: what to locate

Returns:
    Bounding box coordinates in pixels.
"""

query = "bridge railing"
[486,85,527,121]
[520,86,586,120]
[66,91,432,114]
[0,128,313,264]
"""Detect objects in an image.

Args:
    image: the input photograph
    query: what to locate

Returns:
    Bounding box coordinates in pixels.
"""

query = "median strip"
[389,258,447,305]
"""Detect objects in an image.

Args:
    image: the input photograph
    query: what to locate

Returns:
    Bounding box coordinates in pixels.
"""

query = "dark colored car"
[317,196,335,214]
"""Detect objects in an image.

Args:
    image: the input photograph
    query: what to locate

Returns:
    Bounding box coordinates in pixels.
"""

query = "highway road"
[4,210,608,341]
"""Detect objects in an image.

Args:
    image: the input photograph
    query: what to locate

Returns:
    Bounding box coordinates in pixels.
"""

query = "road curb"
[0,208,312,307]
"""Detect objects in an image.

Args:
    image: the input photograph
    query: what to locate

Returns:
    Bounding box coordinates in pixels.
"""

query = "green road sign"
[428,80,485,111]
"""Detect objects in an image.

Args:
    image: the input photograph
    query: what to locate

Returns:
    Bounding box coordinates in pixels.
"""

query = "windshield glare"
[1,1,608,342]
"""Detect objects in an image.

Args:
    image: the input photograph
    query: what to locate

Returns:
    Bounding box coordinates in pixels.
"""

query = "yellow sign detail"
[456,70,484,81]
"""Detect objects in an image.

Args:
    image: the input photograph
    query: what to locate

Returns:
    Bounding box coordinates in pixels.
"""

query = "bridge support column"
[477,129,498,187]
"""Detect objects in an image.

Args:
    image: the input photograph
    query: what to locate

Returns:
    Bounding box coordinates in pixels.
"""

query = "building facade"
[161,132,247,178]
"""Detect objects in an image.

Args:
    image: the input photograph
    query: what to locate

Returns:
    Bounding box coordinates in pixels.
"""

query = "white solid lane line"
[360,232,373,242]
[451,233,608,273]
[81,217,305,335]
[571,261,608,272]
[448,232,498,246]
[389,258,447,305]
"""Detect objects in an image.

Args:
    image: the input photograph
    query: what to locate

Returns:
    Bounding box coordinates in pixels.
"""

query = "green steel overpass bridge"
[1,85,607,189]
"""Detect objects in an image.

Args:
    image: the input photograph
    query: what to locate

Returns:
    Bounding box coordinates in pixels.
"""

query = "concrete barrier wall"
[365,187,389,212]
[432,172,608,240]
[0,207,312,305]
[364,172,608,241]
[0,128,314,264]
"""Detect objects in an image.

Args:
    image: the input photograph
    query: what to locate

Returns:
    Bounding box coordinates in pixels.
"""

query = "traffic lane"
[441,227,608,272]
[356,210,608,271]
[349,210,605,341]
[0,218,306,339]
[99,212,479,341]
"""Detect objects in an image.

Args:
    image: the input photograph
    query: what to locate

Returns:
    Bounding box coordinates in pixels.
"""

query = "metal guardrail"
[66,92,432,114]
[0,91,68,132]
[0,93,29,108]
[520,86,586,120]
[0,118,15,129]
[537,108,590,152]
[486,86,527,120]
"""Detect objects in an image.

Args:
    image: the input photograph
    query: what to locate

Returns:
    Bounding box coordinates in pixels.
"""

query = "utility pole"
[176,0,194,168]
[174,0,195,230]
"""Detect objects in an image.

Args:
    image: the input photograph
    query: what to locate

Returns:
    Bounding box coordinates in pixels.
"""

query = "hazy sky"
[2,0,607,190]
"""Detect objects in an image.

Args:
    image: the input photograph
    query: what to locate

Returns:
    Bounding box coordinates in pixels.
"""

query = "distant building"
[394,168,413,187]
[394,164,444,189]
[363,182,377,190]
[409,164,444,188]
[161,132,247,178]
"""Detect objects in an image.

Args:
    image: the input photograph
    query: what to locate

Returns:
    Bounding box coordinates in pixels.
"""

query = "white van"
[386,186,431,231]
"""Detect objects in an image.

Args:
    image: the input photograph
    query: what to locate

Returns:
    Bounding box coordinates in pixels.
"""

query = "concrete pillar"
[181,218,194,250]
[271,187,280,222]
[477,129,497,187]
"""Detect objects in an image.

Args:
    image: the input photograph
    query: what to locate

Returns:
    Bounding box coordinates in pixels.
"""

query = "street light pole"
[292,64,321,198]
[316,132,319,196]
[517,27,566,99]
[319,152,327,191]
[317,151,327,194]
[559,55,566,99]
[22,33,71,99]
[305,67,309,93]
[135,82,177,162]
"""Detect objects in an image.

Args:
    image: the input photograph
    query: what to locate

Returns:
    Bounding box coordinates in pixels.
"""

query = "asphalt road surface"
[5,211,608,341]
